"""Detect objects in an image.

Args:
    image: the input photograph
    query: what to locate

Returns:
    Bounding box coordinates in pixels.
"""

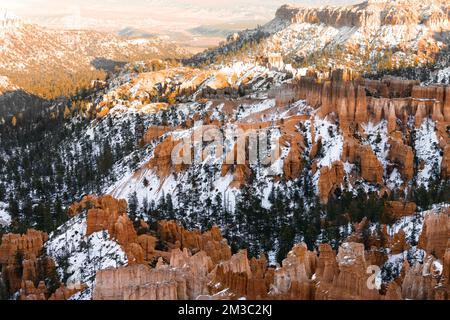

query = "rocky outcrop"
[0,229,48,265]
[87,207,450,301]
[0,229,65,298]
[281,133,304,180]
[275,1,449,29]
[442,146,450,178]
[318,161,344,203]
[210,250,255,298]
[137,234,158,261]
[143,125,172,143]
[341,137,384,184]
[443,244,450,287]
[418,207,450,259]
[385,201,417,219]
[157,220,232,265]
[388,137,414,181]
[72,195,144,265]
[147,136,178,180]
[322,242,380,300]
[48,284,86,300]
[390,229,410,255]
[270,243,317,300]
[281,75,450,137]
[314,244,339,285]
[0,229,49,293]
[7,193,447,301]
[68,195,127,218]
[93,248,212,300]
[19,280,47,300]
[402,255,445,300]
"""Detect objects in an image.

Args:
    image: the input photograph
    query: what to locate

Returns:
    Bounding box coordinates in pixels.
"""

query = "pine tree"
[128,191,139,222]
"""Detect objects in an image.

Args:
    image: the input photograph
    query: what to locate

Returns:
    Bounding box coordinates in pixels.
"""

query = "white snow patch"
[46,213,127,300]
[0,202,11,227]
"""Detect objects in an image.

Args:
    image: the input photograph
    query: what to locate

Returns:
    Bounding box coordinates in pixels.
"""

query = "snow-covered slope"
[45,212,127,300]
[190,0,450,73]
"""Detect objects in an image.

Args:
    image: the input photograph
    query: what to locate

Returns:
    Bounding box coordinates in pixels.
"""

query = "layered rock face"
[109,65,448,207]
[270,244,317,300]
[341,140,384,184]
[275,1,450,29]
[157,220,232,265]
[402,255,446,300]
[93,249,212,300]
[0,229,49,294]
[293,75,450,128]
[418,208,450,259]
[314,242,381,300]
[209,250,272,300]
[137,72,446,206]
[0,228,87,300]
[318,161,344,203]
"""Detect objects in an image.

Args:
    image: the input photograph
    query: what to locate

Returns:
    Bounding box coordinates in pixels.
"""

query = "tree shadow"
[0,89,51,121]
[91,57,127,73]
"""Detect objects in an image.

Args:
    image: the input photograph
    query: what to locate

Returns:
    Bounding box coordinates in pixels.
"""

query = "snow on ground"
[363,120,390,170]
[414,119,442,187]
[236,99,275,120]
[307,117,344,191]
[45,213,127,300]
[0,202,11,227]
[381,205,449,282]
[435,67,450,84]
[314,117,343,168]
[388,211,423,242]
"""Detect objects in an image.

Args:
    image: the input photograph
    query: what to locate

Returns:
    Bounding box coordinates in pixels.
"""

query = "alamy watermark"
[170,121,282,167]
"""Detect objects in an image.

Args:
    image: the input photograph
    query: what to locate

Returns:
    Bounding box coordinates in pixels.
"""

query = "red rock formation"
[314,244,338,285]
[281,133,304,180]
[93,248,212,300]
[157,221,232,264]
[355,85,368,123]
[137,234,158,261]
[402,255,444,300]
[89,212,449,301]
[418,207,449,259]
[385,201,417,219]
[270,243,317,300]
[147,135,178,180]
[0,229,50,294]
[318,161,344,203]
[209,250,253,298]
[442,146,450,178]
[444,87,450,122]
[342,140,384,184]
[19,280,47,300]
[388,137,414,181]
[49,284,86,300]
[384,282,402,300]
[75,195,144,265]
[68,195,127,218]
[276,1,449,29]
[143,125,171,143]
[325,242,380,300]
[390,229,410,255]
[0,229,48,264]
[209,250,272,299]
[443,243,450,287]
